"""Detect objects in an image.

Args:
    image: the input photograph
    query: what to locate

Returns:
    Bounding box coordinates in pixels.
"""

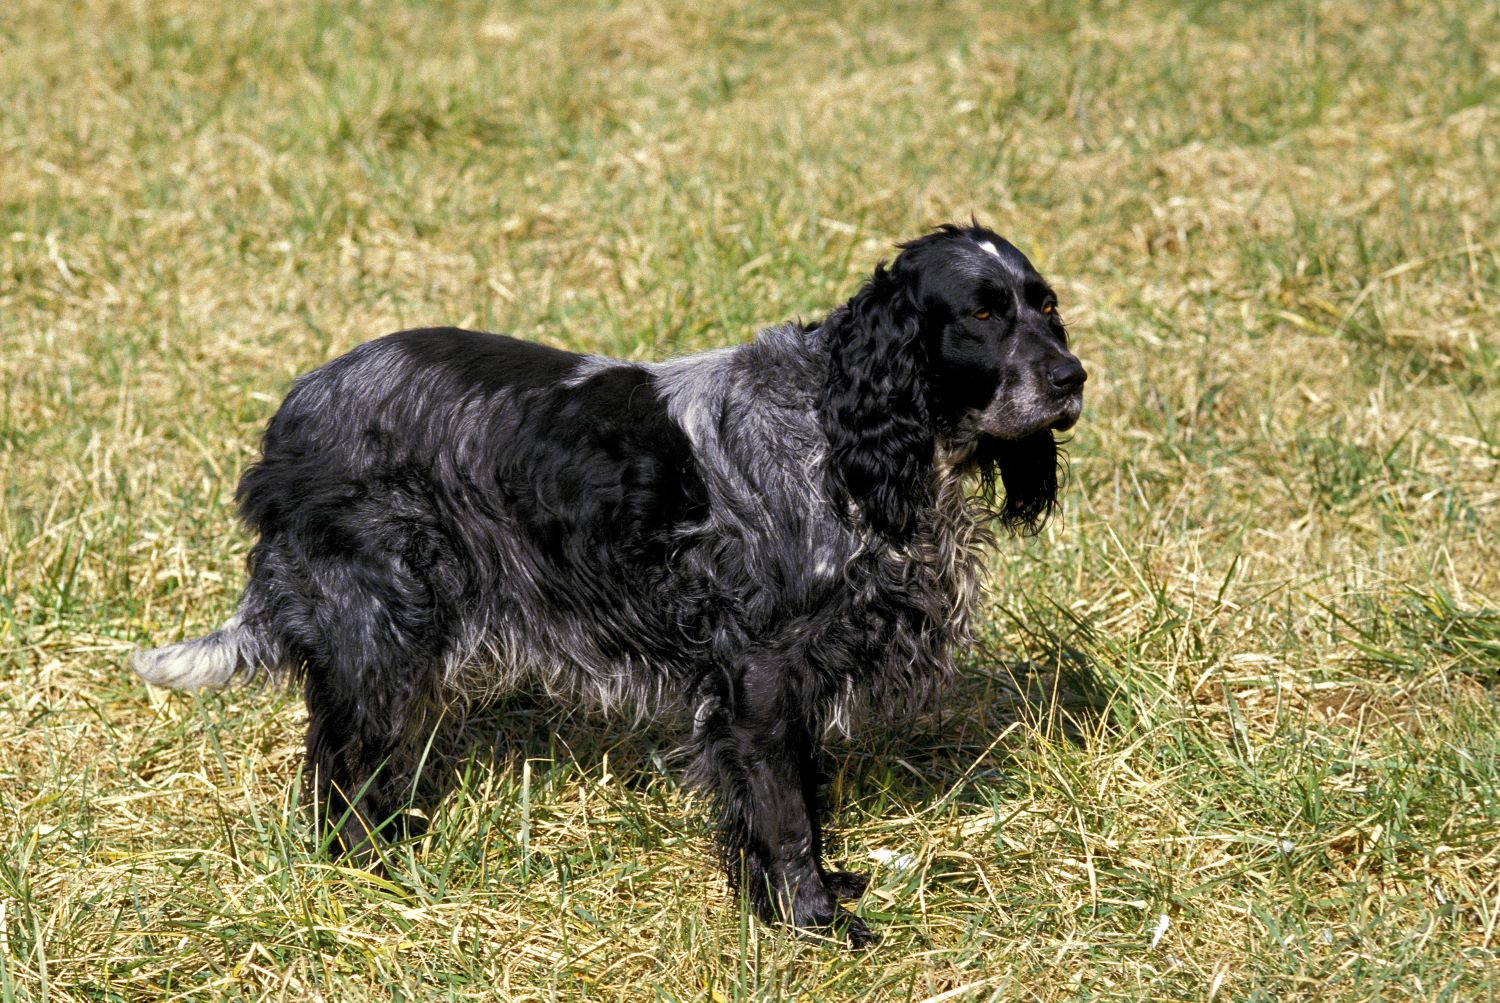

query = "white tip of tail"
[132,624,245,690]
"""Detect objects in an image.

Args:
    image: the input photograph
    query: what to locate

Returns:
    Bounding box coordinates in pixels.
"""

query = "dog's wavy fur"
[135,223,1086,947]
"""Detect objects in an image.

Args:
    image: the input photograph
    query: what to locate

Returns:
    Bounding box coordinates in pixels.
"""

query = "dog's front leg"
[694,670,877,948]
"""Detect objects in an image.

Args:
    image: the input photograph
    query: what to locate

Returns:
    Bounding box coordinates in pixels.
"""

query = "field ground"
[2,0,1498,999]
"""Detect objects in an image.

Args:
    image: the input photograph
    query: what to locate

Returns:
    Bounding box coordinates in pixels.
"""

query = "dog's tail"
[132,614,279,690]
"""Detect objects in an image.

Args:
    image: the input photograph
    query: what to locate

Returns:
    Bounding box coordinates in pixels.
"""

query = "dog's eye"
[974,311,991,321]
[1041,302,1055,315]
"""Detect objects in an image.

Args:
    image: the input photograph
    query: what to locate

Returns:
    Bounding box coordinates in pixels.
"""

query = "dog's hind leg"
[303,668,428,859]
[692,664,878,949]
[250,537,448,861]
[300,616,448,860]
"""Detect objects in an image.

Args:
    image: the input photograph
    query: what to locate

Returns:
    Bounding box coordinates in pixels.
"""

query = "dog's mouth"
[965,386,1084,443]
[1046,395,1083,432]
[1038,392,1086,431]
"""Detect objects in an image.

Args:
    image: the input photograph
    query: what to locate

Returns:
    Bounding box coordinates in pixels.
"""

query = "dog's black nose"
[1047,358,1087,392]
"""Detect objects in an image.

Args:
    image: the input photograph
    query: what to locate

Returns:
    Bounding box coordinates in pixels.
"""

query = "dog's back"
[137,327,716,702]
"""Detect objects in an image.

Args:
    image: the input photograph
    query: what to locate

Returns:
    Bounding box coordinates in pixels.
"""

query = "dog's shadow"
[404,644,1108,829]
[834,643,1108,806]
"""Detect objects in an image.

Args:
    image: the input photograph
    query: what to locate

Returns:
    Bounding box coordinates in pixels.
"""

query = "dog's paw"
[840,912,881,950]
[781,889,880,949]
[823,869,871,900]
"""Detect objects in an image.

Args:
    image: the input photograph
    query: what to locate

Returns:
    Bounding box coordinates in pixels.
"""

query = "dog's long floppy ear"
[979,430,1063,536]
[818,264,933,540]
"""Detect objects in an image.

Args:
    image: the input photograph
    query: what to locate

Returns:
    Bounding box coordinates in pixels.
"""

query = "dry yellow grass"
[2,0,1498,999]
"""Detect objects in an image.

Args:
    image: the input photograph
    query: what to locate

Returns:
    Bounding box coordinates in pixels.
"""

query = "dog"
[134,223,1085,947]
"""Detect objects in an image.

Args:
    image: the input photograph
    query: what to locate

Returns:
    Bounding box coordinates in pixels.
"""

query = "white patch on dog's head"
[973,237,1028,280]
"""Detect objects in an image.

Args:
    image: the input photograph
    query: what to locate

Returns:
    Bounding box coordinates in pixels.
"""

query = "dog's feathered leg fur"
[691,656,878,949]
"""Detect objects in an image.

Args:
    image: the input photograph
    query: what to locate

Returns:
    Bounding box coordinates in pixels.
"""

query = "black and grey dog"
[135,223,1085,947]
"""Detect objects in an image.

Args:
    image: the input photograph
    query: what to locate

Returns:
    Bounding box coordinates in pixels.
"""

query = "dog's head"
[818,223,1085,539]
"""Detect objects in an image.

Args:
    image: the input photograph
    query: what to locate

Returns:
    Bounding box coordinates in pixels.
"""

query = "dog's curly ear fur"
[978,430,1063,536]
[818,265,933,540]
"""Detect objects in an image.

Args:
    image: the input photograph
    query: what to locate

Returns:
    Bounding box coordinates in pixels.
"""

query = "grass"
[2,0,1498,998]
